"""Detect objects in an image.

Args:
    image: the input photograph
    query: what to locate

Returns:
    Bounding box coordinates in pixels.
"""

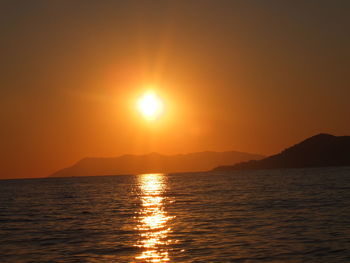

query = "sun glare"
[135,173,173,262]
[137,91,164,121]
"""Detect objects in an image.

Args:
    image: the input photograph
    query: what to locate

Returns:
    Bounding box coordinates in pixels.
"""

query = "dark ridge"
[213,134,350,171]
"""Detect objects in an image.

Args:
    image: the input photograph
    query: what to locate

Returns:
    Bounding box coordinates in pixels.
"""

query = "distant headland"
[50,151,264,178]
[50,133,350,178]
[214,134,350,171]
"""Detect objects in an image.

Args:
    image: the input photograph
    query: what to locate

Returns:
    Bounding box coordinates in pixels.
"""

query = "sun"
[137,91,164,120]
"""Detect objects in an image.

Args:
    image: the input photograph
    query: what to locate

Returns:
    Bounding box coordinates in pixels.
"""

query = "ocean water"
[1,167,350,262]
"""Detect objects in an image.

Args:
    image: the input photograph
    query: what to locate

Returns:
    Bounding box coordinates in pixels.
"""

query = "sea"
[1,167,350,262]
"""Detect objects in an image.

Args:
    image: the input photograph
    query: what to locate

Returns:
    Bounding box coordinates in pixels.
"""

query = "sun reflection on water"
[135,173,173,262]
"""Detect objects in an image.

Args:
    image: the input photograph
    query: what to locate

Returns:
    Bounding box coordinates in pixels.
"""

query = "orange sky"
[1,1,349,179]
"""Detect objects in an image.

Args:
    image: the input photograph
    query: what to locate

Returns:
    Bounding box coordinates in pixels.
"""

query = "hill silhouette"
[50,151,264,177]
[214,134,350,171]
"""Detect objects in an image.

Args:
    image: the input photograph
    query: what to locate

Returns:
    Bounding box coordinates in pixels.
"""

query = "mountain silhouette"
[214,134,350,171]
[50,151,264,177]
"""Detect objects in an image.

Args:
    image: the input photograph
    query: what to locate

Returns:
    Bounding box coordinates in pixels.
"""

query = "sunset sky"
[1,0,349,179]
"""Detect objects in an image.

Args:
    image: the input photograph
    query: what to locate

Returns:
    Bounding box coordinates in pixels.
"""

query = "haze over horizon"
[1,0,350,179]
